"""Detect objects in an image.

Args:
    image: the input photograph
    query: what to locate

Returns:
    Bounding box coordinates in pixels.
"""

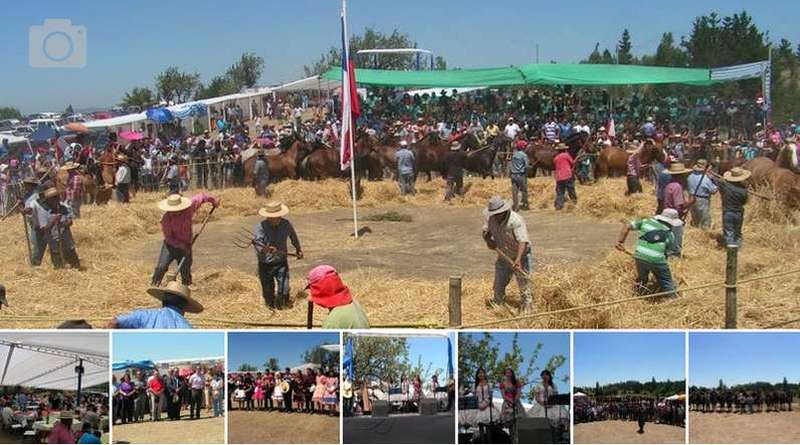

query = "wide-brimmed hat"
[59,412,73,421]
[22,176,39,186]
[693,159,708,171]
[259,201,289,218]
[399,140,408,147]
[116,154,128,163]
[306,265,353,309]
[667,162,691,175]
[723,167,752,183]
[42,187,59,199]
[60,161,80,171]
[158,194,192,212]
[450,141,462,151]
[555,143,569,150]
[654,208,683,227]
[484,196,511,217]
[147,280,204,313]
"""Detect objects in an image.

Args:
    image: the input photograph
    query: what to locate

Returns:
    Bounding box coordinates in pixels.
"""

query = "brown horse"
[243,135,308,184]
[299,132,379,180]
[744,157,800,208]
[411,132,449,181]
[595,142,662,179]
[460,132,498,178]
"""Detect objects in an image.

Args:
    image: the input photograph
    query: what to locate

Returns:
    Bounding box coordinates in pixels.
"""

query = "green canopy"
[321,63,716,88]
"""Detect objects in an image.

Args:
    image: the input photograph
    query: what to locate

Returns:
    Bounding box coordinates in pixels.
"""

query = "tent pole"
[0,344,15,385]
[76,358,84,406]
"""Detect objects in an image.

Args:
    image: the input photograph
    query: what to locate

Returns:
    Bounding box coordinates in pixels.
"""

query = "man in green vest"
[616,208,681,298]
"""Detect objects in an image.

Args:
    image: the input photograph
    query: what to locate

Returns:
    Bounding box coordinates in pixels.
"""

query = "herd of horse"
[47,127,800,213]
[689,387,795,414]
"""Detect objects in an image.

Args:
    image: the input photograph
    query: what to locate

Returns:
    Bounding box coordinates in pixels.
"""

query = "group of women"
[229,369,339,415]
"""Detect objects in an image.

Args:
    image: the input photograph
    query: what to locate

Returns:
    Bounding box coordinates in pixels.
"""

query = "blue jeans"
[398,173,415,195]
[258,261,290,308]
[151,242,192,286]
[511,174,528,210]
[213,394,222,417]
[690,197,711,230]
[493,249,533,307]
[634,258,676,297]
[555,178,577,210]
[722,210,744,247]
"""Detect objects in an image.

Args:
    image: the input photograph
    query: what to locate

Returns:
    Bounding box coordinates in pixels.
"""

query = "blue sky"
[113,332,224,362]
[406,332,456,377]
[574,332,685,387]
[228,332,339,371]
[690,332,800,387]
[2,0,798,112]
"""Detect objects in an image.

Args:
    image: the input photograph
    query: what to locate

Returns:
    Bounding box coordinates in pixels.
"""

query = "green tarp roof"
[321,63,716,87]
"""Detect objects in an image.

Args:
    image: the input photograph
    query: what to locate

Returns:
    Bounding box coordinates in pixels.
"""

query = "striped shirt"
[543,122,559,141]
[630,217,674,265]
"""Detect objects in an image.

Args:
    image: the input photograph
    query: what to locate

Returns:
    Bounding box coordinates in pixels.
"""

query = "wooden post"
[725,246,738,329]
[449,276,462,327]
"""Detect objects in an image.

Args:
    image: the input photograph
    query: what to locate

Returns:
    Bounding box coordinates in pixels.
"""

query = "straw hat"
[146,280,204,314]
[484,196,511,217]
[158,194,192,212]
[59,412,73,421]
[42,187,59,199]
[259,201,289,218]
[654,208,683,227]
[450,141,462,151]
[116,154,128,163]
[666,162,691,175]
[22,177,39,186]
[555,143,569,151]
[693,159,708,172]
[280,381,291,393]
[60,161,80,171]
[723,167,752,183]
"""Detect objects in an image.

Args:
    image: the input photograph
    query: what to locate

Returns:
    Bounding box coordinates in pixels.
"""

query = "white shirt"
[116,165,131,184]
[504,123,521,139]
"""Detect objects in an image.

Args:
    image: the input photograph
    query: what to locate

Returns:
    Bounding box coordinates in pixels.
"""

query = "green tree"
[595,382,601,397]
[601,49,616,64]
[345,334,409,385]
[238,363,257,372]
[0,107,22,120]
[302,344,339,373]
[155,66,200,104]
[263,358,280,372]
[303,27,446,76]
[195,76,238,100]
[64,104,74,115]
[617,29,634,64]
[226,52,264,90]
[120,87,155,109]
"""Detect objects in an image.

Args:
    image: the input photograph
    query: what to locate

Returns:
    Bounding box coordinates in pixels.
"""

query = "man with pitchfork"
[252,201,303,311]
[482,196,534,314]
[151,192,219,286]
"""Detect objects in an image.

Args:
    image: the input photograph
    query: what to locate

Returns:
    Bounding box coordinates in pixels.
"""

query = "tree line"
[236,342,337,373]
[342,334,443,385]
[576,378,686,398]
[691,377,799,393]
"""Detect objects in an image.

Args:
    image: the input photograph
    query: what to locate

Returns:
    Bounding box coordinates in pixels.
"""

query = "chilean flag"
[339,0,361,170]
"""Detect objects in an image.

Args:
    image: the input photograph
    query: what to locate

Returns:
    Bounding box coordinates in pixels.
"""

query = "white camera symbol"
[29,19,86,68]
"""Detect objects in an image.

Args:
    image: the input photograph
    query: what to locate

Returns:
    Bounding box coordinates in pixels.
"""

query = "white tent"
[574,392,588,398]
[271,75,340,93]
[290,362,321,373]
[320,343,340,353]
[0,333,108,391]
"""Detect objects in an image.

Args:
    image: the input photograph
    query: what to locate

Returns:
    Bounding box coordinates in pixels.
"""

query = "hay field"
[574,421,685,444]
[0,176,798,329]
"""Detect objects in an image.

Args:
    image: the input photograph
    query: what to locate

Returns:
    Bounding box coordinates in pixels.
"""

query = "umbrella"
[64,122,89,134]
[146,107,174,124]
[119,130,144,141]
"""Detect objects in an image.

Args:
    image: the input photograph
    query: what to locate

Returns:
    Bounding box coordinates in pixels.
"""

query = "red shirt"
[47,421,74,444]
[553,152,575,181]
[161,193,217,251]
[150,377,164,393]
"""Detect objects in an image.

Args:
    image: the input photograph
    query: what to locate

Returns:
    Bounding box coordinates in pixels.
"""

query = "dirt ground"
[112,410,224,444]
[227,410,339,444]
[689,408,800,443]
[574,421,685,444]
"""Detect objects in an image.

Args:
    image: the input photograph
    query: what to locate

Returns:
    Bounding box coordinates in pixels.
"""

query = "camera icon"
[29,19,86,68]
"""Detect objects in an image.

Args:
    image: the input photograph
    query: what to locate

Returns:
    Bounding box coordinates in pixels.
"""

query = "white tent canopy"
[290,362,321,373]
[0,333,108,391]
[320,343,340,353]
[271,75,340,93]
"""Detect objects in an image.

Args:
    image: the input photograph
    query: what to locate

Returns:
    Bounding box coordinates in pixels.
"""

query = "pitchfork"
[231,227,298,257]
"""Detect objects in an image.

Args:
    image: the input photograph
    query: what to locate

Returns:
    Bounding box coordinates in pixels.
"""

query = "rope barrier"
[458,266,800,329]
[762,317,800,329]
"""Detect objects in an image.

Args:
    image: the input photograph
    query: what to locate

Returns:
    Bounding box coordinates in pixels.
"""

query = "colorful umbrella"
[64,122,89,134]
[119,130,144,141]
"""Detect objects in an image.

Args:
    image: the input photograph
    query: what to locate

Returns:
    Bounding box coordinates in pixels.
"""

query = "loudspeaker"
[419,398,438,416]
[517,417,553,444]
[372,400,390,417]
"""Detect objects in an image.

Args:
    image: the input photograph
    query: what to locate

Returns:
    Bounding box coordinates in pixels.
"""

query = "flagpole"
[349,120,358,239]
[341,0,358,239]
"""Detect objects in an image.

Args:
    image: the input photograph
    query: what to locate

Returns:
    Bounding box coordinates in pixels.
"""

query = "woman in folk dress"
[271,372,284,408]
[312,373,326,413]
[322,375,339,415]
[253,378,265,410]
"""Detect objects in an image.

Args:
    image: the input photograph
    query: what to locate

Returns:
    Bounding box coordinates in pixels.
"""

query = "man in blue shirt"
[509,140,530,211]
[395,140,416,195]
[108,279,203,329]
[642,117,656,138]
[686,159,718,230]
[252,151,269,197]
